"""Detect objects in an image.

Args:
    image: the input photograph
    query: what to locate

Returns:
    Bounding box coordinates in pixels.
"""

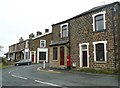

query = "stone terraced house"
[49,1,120,69]
[49,22,70,69]
[5,1,120,70]
[5,37,27,61]
[29,29,52,63]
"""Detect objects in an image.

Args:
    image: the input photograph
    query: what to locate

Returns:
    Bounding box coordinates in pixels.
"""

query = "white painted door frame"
[79,43,89,68]
[37,48,48,63]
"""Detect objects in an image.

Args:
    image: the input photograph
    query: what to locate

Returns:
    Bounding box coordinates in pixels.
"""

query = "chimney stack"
[36,31,42,36]
[29,33,34,39]
[19,37,24,42]
[45,29,49,33]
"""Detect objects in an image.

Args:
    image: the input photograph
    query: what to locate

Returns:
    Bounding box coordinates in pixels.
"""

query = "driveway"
[2,64,119,87]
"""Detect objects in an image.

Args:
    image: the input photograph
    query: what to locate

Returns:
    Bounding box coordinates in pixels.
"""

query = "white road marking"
[11,74,28,80]
[8,69,17,74]
[8,70,14,74]
[35,80,61,87]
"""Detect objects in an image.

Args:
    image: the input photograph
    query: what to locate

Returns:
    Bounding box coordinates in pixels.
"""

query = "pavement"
[37,63,119,77]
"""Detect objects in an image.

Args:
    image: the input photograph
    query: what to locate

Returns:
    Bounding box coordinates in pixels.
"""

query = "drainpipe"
[111,6,117,69]
[68,22,71,69]
[66,22,71,69]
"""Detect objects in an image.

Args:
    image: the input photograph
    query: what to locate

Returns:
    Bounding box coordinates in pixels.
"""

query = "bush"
[2,57,8,65]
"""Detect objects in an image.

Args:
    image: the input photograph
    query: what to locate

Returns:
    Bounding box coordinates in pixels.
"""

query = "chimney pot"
[45,29,49,33]
[29,33,34,39]
[37,31,42,36]
[19,37,24,42]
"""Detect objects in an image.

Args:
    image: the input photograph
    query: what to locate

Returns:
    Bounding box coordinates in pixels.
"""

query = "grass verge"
[72,68,120,75]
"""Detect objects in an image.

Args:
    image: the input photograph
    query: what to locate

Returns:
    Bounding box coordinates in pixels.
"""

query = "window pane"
[95,15,103,20]
[96,43,105,61]
[62,25,68,38]
[82,45,87,49]
[53,47,57,60]
[40,40,45,47]
[96,20,104,31]
[39,52,46,60]
[95,15,104,31]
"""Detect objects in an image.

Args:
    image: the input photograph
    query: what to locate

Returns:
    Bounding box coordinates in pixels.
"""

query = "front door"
[82,51,87,67]
[60,46,64,65]
[32,52,34,63]
[79,44,89,67]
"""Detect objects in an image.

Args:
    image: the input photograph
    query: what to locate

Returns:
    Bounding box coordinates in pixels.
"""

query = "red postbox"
[67,55,71,69]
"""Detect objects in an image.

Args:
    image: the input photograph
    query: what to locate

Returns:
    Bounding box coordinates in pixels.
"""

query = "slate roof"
[52,1,120,26]
[50,39,69,46]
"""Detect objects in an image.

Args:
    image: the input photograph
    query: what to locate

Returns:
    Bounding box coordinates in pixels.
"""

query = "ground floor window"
[39,52,46,60]
[53,47,58,60]
[93,41,107,62]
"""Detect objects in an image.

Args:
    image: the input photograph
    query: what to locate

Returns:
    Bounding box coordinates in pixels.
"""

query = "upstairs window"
[92,11,106,31]
[40,40,46,48]
[60,23,68,38]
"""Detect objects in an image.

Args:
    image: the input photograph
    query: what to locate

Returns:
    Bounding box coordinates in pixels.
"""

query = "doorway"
[60,46,64,65]
[79,43,89,67]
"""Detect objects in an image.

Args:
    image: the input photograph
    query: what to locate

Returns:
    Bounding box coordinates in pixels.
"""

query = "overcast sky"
[0,0,118,56]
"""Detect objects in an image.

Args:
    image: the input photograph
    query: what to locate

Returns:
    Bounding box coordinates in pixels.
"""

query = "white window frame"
[40,40,46,48]
[60,23,68,38]
[92,11,106,31]
[37,48,48,63]
[93,41,107,62]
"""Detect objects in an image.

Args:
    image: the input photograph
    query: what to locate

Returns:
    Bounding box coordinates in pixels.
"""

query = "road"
[2,64,119,88]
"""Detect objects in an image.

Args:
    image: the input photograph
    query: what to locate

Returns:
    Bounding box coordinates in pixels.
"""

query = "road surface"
[2,64,119,88]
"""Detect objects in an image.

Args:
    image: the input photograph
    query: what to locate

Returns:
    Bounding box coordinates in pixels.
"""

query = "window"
[96,43,104,61]
[60,23,68,38]
[92,11,106,31]
[93,41,107,62]
[53,47,58,60]
[39,52,46,60]
[40,40,46,48]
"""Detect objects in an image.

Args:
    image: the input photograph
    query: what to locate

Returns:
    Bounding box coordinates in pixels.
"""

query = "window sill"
[93,30,106,33]
[94,61,106,63]
[61,37,69,39]
[53,59,58,61]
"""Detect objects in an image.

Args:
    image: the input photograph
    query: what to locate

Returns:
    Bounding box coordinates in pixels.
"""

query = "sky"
[0,0,118,56]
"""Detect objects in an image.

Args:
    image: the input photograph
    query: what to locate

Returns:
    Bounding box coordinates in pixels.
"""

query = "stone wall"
[69,3,119,69]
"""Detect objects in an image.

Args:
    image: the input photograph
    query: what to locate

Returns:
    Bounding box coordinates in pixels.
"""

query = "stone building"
[49,22,70,69]
[50,1,120,69]
[5,37,26,61]
[29,29,52,63]
[69,1,120,69]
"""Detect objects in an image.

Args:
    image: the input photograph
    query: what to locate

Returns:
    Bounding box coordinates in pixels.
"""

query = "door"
[31,52,34,63]
[39,52,46,61]
[82,51,87,67]
[60,47,64,65]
